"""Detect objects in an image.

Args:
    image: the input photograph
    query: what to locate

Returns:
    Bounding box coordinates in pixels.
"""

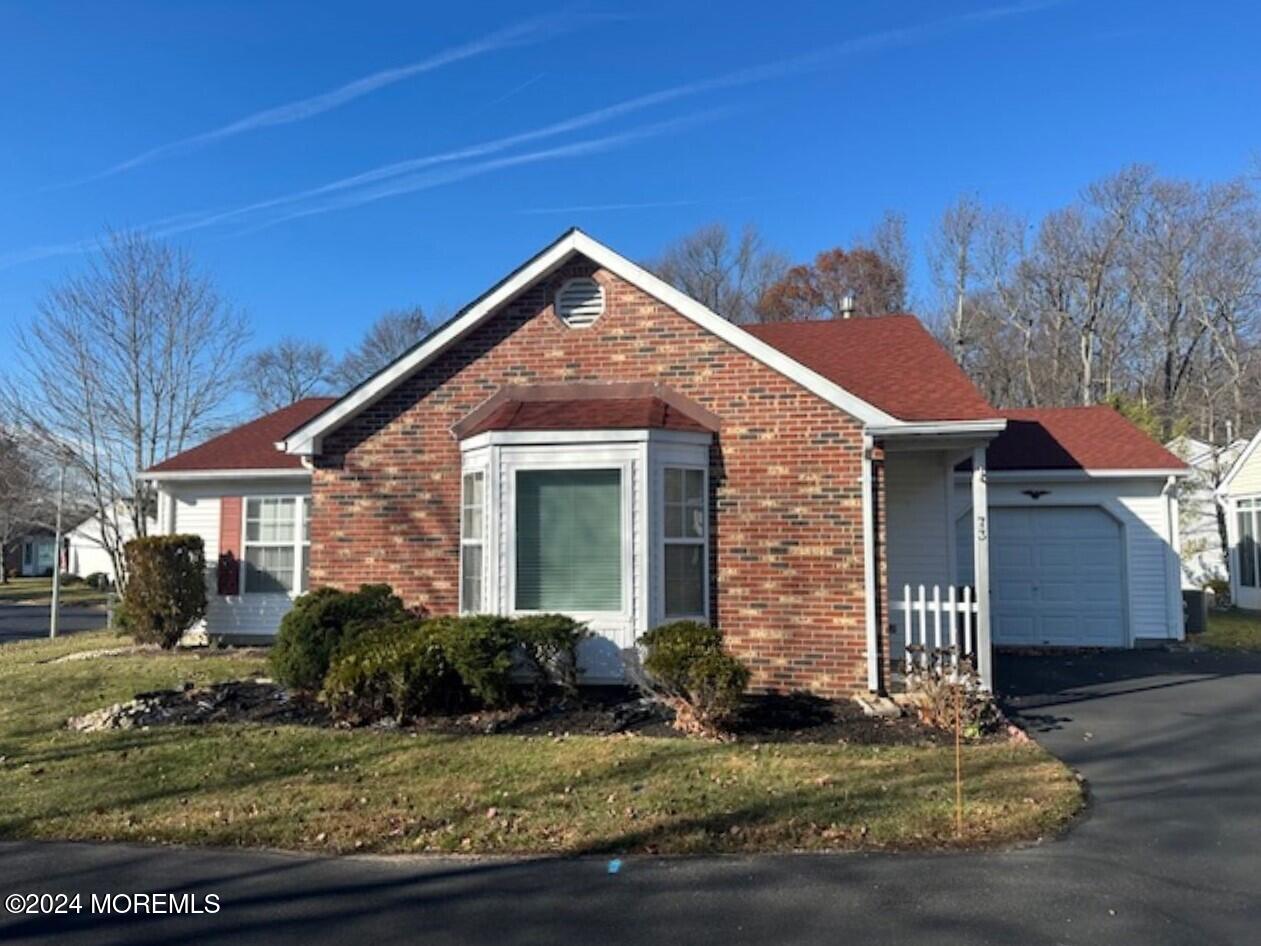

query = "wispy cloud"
[228,111,730,234]
[60,15,567,186]
[518,199,704,215]
[5,0,1064,268]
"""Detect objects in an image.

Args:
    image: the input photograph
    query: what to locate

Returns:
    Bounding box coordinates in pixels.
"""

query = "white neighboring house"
[1167,435,1246,590]
[65,503,155,584]
[14,532,57,577]
[1218,428,1261,611]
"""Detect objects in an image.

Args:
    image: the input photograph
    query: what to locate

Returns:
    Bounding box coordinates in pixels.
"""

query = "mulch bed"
[68,680,954,746]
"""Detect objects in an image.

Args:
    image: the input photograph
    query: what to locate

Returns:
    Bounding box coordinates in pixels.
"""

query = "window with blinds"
[243,496,309,594]
[515,469,622,611]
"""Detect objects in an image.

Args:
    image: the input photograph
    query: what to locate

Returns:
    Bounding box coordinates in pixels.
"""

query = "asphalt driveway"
[0,605,107,644]
[1,649,1258,945]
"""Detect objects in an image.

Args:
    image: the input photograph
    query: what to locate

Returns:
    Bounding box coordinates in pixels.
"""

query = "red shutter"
[217,496,242,595]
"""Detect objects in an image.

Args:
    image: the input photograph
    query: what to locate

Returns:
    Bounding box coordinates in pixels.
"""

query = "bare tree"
[336,306,432,387]
[0,428,43,583]
[1,230,249,586]
[928,195,985,366]
[243,338,337,413]
[648,224,788,323]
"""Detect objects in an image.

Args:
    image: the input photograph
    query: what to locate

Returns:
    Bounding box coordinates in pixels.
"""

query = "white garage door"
[958,507,1126,647]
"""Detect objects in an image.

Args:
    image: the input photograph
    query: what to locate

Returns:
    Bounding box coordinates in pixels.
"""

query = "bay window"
[242,496,309,594]
[459,426,712,645]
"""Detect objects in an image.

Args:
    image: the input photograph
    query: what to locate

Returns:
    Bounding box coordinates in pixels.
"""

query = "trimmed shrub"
[323,622,466,724]
[685,650,751,727]
[425,615,518,708]
[636,621,749,737]
[511,613,589,692]
[84,572,112,591]
[639,620,723,693]
[269,584,407,691]
[122,535,208,648]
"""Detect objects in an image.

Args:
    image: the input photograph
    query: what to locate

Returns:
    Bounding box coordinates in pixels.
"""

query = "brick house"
[144,230,1188,696]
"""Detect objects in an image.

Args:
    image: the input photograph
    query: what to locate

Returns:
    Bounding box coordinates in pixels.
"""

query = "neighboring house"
[4,529,58,577]
[142,229,1187,695]
[1218,428,1261,611]
[1168,435,1246,590]
[65,502,156,584]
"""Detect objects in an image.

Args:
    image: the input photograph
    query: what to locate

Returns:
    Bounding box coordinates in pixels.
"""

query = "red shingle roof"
[146,398,337,473]
[745,315,999,421]
[463,397,713,437]
[987,407,1187,472]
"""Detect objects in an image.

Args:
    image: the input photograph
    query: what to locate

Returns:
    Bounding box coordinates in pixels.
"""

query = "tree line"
[647,165,1261,446]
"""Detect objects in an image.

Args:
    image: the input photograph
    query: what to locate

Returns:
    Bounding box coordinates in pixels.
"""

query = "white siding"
[885,451,955,654]
[1227,440,1261,497]
[955,477,1182,643]
[159,477,310,639]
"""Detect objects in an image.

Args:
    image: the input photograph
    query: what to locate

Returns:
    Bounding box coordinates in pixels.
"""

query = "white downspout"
[1163,475,1183,640]
[862,433,880,692]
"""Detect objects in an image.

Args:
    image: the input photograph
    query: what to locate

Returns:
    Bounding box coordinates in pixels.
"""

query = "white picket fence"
[890,584,980,678]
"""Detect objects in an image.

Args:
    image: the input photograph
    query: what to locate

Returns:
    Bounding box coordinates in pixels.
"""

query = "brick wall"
[312,258,878,696]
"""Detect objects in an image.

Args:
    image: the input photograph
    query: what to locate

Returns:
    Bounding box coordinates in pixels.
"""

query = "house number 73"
[976,515,988,542]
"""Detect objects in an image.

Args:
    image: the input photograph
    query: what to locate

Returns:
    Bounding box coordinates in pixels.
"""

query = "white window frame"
[505,454,635,624]
[459,469,486,613]
[240,495,310,596]
[661,465,709,620]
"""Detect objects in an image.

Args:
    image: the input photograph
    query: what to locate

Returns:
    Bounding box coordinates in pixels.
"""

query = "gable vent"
[555,277,605,328]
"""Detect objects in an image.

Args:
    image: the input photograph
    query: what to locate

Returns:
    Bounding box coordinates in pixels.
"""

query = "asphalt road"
[0,605,107,643]
[1,649,1258,945]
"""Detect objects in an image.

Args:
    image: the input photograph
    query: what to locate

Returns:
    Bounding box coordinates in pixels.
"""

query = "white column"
[971,446,993,690]
[861,434,880,692]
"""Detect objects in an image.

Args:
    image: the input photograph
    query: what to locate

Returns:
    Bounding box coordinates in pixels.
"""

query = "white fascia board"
[139,468,312,482]
[952,468,1188,483]
[283,229,905,456]
[866,419,1007,438]
[1217,428,1261,495]
[459,428,713,453]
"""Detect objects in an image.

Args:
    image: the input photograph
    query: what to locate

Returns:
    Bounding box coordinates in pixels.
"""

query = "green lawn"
[0,631,1082,855]
[0,577,110,607]
[1199,608,1261,650]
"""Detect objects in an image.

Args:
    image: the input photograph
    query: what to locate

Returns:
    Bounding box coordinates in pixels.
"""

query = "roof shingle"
[986,406,1187,472]
[462,396,713,437]
[146,398,336,473]
[745,315,999,421]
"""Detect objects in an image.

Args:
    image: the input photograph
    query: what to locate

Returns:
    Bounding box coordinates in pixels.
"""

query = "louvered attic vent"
[555,277,605,328]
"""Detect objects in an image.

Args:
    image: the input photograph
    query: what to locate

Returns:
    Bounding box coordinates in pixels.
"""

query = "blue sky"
[1,0,1258,360]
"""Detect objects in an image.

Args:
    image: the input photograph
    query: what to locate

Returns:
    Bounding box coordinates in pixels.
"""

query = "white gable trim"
[281,229,903,456]
[1218,427,1261,496]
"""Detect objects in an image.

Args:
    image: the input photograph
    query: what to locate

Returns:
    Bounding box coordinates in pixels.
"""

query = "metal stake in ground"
[955,683,963,837]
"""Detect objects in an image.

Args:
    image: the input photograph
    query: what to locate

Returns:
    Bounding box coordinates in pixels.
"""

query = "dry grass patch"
[0,631,1082,855]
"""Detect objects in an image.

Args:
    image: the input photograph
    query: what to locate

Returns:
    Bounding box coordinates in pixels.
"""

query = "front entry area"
[960,506,1126,647]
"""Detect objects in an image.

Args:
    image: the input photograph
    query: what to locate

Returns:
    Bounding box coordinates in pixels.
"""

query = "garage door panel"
[958,506,1126,647]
